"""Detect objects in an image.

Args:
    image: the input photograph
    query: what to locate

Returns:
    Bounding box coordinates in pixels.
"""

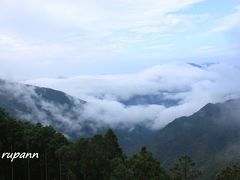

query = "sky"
[1,0,240,130]
[1,0,240,80]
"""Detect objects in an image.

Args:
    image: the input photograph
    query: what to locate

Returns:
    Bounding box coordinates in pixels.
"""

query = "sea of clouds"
[24,63,240,129]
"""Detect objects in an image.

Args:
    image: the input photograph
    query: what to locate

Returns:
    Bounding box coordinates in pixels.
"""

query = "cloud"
[25,63,240,129]
[1,1,240,133]
[0,0,206,39]
[212,6,240,32]
[0,0,210,80]
[0,79,87,136]
[10,0,204,30]
[0,30,63,60]
[2,0,240,80]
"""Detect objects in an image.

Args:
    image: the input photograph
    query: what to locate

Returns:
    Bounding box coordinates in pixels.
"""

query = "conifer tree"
[170,155,201,180]
[216,164,240,180]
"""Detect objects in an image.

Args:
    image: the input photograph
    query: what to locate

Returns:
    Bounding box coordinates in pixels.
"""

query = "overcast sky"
[1,0,240,129]
[0,0,240,80]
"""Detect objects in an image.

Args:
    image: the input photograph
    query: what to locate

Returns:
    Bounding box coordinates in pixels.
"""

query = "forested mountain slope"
[153,99,240,179]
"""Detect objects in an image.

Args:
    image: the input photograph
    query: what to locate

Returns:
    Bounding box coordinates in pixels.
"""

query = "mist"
[21,62,240,130]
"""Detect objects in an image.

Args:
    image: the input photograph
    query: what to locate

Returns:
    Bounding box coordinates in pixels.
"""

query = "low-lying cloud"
[0,79,87,137]
[23,63,240,129]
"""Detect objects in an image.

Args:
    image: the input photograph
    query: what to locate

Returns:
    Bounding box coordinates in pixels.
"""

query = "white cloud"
[212,6,240,32]
[25,63,240,129]
[4,0,240,80]
[0,0,240,133]
[194,45,223,57]
[0,30,67,60]
[0,0,205,31]
[31,0,205,30]
[0,0,207,60]
[0,79,87,135]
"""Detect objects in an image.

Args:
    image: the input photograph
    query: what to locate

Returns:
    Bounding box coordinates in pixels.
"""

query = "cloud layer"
[1,1,240,131]
[25,63,240,129]
[1,0,240,79]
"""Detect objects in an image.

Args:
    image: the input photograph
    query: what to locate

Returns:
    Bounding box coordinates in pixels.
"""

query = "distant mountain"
[0,79,88,137]
[187,62,218,69]
[187,62,203,69]
[153,99,240,179]
[1,78,240,178]
[120,94,180,107]
[0,79,158,151]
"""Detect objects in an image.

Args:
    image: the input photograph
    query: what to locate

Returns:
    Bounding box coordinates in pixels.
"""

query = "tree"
[170,155,201,180]
[104,128,122,159]
[128,147,169,180]
[216,164,240,180]
[110,156,134,180]
[55,145,72,180]
[0,108,69,180]
[0,107,171,180]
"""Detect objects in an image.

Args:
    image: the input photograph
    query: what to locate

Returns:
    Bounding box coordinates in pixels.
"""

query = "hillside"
[1,79,240,178]
[0,79,158,153]
[0,79,87,137]
[153,99,240,179]
[0,108,169,180]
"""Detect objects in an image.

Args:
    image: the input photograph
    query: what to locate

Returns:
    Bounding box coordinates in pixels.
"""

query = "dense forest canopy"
[0,108,169,180]
[0,107,239,180]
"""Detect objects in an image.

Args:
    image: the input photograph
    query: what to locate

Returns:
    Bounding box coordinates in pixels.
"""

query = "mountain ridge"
[1,78,240,179]
[153,98,240,179]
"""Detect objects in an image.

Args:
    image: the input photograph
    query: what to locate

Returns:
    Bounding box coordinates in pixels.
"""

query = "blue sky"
[0,0,240,80]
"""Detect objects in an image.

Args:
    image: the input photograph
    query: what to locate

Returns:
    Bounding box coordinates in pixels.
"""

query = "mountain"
[120,94,180,107]
[187,62,203,69]
[1,78,240,178]
[0,79,88,137]
[0,79,158,152]
[153,99,240,179]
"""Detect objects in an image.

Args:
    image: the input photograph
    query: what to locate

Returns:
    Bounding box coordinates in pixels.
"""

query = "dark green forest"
[0,108,239,180]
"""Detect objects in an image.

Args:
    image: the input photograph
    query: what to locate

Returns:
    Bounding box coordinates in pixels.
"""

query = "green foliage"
[128,147,169,180]
[216,164,240,180]
[170,155,201,180]
[0,108,69,180]
[110,147,169,180]
[110,156,134,180]
[0,108,168,180]
[153,100,240,180]
[105,128,122,159]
